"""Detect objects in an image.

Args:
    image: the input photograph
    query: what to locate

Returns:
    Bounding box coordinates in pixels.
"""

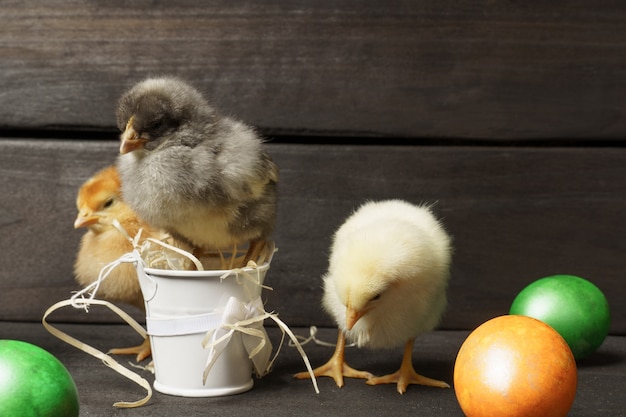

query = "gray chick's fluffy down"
[116,77,278,251]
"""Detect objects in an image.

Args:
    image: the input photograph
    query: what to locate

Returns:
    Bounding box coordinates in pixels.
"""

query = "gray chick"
[116,77,278,266]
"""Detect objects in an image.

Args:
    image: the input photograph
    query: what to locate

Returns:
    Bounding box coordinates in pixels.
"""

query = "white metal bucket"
[137,253,272,397]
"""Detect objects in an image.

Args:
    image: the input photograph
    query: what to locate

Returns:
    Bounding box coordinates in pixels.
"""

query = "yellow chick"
[295,200,452,394]
[74,165,163,361]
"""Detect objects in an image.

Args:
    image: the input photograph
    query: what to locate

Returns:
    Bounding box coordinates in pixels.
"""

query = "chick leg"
[294,330,372,388]
[108,338,152,362]
[242,239,265,267]
[227,243,239,270]
[366,338,449,394]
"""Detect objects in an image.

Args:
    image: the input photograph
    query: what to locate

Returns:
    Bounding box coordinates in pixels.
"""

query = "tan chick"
[295,200,452,394]
[74,165,163,361]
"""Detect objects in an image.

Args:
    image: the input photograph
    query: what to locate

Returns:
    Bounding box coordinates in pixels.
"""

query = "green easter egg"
[510,274,611,360]
[0,340,79,417]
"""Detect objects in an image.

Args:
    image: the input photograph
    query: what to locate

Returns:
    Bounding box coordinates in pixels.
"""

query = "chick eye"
[370,293,382,302]
[148,119,165,132]
[102,198,115,209]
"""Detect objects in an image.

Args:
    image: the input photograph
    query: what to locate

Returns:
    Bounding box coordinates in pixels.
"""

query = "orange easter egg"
[454,315,577,417]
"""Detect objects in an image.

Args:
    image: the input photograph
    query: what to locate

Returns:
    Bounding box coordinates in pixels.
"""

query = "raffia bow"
[201,296,272,381]
[201,296,319,393]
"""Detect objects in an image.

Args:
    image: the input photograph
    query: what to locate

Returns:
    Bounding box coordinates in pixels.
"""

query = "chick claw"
[294,330,372,387]
[366,369,450,394]
[366,338,450,394]
[108,338,152,362]
[294,358,373,388]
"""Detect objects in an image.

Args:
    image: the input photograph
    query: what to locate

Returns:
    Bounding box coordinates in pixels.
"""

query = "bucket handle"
[136,256,158,301]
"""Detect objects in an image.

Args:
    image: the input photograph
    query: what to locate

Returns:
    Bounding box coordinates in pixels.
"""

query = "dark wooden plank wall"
[2,140,625,334]
[1,1,625,139]
[0,2,625,334]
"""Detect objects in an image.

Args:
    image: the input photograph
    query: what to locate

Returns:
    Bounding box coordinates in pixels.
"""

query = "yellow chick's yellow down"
[296,199,452,394]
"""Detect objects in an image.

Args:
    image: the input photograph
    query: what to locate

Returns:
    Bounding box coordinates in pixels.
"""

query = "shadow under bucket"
[137,244,274,397]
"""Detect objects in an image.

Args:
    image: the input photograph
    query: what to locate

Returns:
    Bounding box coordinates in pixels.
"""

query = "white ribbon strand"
[220,266,273,291]
[70,252,140,311]
[290,325,357,348]
[42,299,152,408]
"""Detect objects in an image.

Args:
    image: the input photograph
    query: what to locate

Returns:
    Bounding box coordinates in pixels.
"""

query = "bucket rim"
[143,240,275,278]
[144,259,271,278]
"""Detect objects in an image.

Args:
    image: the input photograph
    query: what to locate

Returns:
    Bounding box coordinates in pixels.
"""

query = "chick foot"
[108,338,152,362]
[366,338,449,394]
[294,330,372,388]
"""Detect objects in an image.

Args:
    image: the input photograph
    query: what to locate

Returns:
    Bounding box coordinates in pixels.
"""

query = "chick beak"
[346,305,366,330]
[119,116,147,154]
[74,211,99,229]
